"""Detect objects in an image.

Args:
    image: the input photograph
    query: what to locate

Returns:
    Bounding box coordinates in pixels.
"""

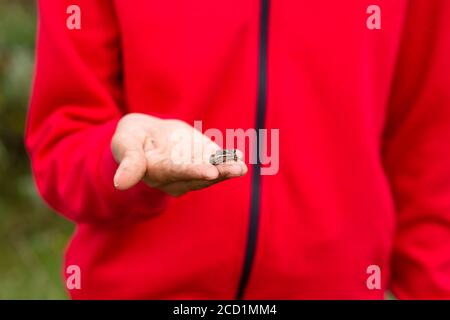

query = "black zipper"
[236,0,270,300]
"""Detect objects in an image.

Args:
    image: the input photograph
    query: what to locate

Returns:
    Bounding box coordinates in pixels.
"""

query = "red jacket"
[26,0,450,299]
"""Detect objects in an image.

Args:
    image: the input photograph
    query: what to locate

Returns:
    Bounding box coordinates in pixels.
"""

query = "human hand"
[111,113,247,196]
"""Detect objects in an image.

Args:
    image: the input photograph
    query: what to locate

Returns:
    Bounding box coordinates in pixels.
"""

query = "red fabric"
[26,0,450,299]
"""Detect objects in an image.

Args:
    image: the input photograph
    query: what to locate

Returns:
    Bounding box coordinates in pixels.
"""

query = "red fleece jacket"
[26,0,450,299]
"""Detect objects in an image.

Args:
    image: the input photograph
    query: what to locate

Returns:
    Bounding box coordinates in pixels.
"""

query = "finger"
[215,160,248,178]
[114,149,147,190]
[146,154,220,185]
[112,128,148,190]
[158,161,248,196]
[160,179,219,197]
[111,131,147,163]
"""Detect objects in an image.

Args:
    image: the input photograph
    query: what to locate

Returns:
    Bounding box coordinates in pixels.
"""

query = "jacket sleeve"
[383,0,450,298]
[26,0,167,224]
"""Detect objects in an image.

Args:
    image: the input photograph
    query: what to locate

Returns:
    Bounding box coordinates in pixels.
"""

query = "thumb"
[113,150,147,190]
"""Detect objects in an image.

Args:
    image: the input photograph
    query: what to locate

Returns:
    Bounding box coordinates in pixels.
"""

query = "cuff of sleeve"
[99,119,168,222]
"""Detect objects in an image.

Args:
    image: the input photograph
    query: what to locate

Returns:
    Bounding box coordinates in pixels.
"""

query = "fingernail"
[113,170,120,189]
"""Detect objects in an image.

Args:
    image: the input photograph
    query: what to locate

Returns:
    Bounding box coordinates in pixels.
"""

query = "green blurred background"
[0,0,73,299]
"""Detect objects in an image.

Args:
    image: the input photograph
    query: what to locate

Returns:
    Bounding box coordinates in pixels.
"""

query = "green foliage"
[0,1,73,299]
